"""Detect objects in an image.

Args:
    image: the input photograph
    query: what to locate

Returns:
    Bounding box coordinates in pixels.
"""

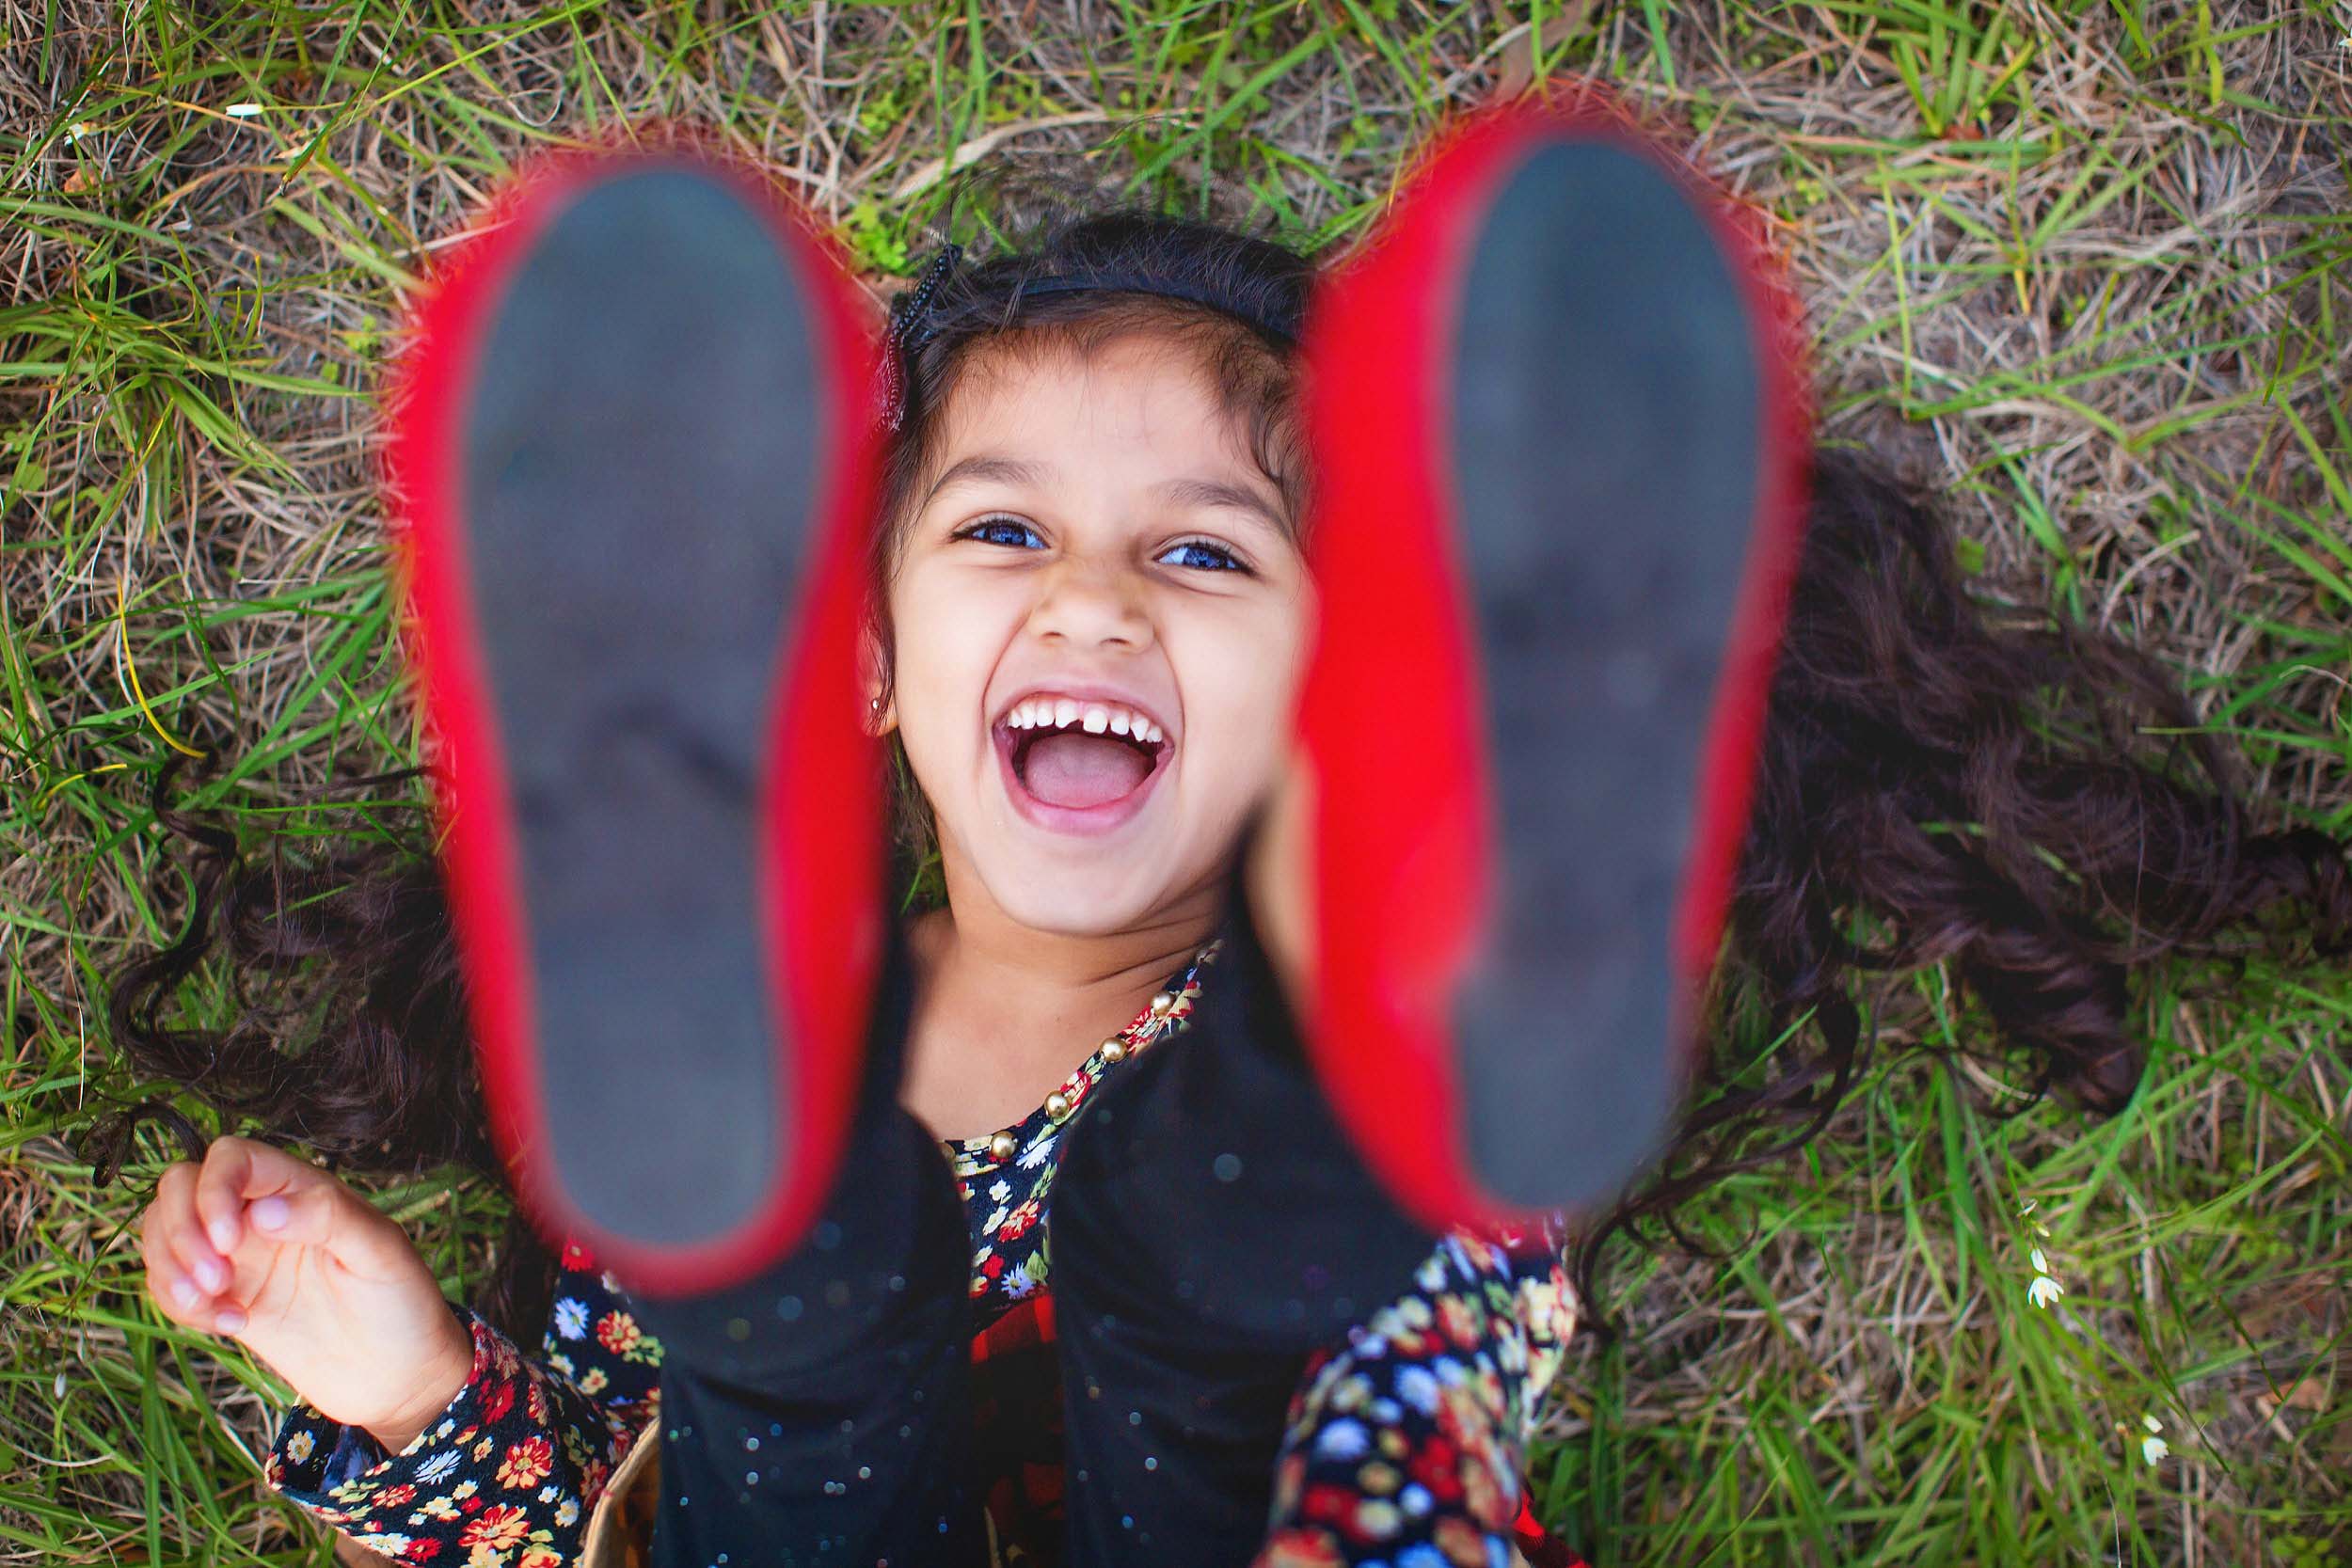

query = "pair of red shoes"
[389,87,1812,1295]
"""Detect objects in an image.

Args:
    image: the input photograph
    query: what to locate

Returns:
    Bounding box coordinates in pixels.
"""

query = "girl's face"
[882,331,1310,938]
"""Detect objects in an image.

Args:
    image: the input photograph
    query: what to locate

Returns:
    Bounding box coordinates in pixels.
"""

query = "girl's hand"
[137,1135,478,1453]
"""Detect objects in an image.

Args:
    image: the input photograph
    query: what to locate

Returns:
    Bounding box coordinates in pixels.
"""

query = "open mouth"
[991,699,1175,835]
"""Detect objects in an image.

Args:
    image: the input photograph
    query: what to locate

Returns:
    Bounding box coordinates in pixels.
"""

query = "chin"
[984,859,1171,937]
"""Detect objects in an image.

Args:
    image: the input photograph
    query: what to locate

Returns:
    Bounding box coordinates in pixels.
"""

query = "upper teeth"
[1005,697,1164,745]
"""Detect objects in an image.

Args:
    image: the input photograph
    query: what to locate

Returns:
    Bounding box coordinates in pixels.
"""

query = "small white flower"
[1312,1418,1370,1460]
[1396,1365,1441,1416]
[2029,1247,2051,1275]
[67,121,94,142]
[552,1297,589,1339]
[2141,1433,2169,1465]
[2026,1273,2065,1309]
[225,103,265,118]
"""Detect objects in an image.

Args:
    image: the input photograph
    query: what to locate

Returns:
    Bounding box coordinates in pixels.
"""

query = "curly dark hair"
[1574,447,2352,1324]
[87,200,2352,1345]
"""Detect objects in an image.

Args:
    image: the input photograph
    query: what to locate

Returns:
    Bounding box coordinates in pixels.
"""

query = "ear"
[856,621,898,737]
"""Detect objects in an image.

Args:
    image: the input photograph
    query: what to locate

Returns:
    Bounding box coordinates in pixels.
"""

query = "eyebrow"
[922,451,1290,537]
[1152,476,1290,537]
[921,453,1052,511]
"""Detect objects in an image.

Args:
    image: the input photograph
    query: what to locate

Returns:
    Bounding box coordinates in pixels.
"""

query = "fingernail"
[171,1276,200,1309]
[207,1216,238,1253]
[215,1306,246,1334]
[249,1196,291,1232]
[192,1256,226,1292]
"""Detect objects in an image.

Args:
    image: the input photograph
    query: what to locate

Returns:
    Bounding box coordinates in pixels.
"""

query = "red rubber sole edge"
[383,122,889,1295]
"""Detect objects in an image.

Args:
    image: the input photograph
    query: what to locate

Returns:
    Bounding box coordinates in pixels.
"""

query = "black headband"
[880,241,1301,432]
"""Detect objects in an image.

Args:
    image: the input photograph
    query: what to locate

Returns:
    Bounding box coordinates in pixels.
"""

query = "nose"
[1028,554,1155,653]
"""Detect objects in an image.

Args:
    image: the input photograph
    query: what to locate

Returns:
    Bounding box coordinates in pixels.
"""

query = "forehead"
[924,331,1259,484]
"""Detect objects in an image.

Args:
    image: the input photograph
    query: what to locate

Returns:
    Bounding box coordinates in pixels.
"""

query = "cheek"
[887,569,1011,715]
[1207,586,1311,706]
[1176,626,1303,792]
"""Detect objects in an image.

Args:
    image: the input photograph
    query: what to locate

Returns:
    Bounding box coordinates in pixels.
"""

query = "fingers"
[159,1165,229,1294]
[275,1174,421,1281]
[139,1163,247,1335]
[139,1136,423,1334]
[144,1136,319,1335]
[238,1169,345,1251]
[193,1134,415,1279]
[190,1135,300,1256]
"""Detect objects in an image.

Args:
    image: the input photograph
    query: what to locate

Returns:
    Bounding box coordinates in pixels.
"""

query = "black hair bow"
[880,241,962,433]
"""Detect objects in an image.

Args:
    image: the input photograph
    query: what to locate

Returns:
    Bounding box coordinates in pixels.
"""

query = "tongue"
[1022,732,1152,809]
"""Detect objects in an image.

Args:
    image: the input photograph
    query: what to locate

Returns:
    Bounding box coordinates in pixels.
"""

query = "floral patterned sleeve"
[262,1238,665,1567]
[1252,1219,1579,1568]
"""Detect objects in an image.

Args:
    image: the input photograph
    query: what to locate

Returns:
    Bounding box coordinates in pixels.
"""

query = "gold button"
[989,1132,1017,1162]
[1149,992,1174,1014]
[1102,1039,1127,1064]
[1044,1091,1072,1120]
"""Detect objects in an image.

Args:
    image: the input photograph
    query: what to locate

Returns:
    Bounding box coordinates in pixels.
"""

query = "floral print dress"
[263,940,1583,1567]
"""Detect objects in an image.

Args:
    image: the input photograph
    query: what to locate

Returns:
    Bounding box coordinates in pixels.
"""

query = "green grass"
[4,3,2347,1564]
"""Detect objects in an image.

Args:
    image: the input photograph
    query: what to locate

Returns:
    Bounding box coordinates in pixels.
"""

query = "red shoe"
[1295,82,1814,1234]
[384,129,888,1294]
